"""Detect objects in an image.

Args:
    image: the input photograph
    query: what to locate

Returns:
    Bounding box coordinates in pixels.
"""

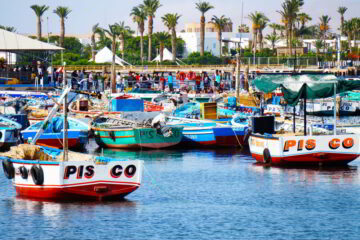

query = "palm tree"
[130,6,147,64]
[91,23,102,62]
[154,31,170,62]
[315,39,323,55]
[344,20,354,52]
[269,23,278,35]
[210,15,231,58]
[162,13,181,62]
[258,16,270,51]
[116,21,133,59]
[277,24,286,38]
[297,12,312,29]
[195,1,214,56]
[30,5,49,40]
[103,24,121,93]
[238,24,250,33]
[338,7,348,35]
[141,0,162,61]
[248,11,265,54]
[265,33,280,50]
[319,15,331,53]
[53,6,71,47]
[351,18,360,54]
[277,0,304,56]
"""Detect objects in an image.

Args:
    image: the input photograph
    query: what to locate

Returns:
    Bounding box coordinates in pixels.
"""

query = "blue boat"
[21,117,89,149]
[168,119,248,148]
[0,116,22,150]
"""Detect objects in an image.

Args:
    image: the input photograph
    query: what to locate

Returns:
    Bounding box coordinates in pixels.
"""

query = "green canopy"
[253,74,360,106]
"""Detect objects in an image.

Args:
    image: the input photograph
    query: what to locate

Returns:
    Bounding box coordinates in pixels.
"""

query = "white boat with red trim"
[1,144,143,200]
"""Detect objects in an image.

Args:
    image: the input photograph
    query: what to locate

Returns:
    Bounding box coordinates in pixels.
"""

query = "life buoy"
[2,159,14,179]
[263,148,271,164]
[31,165,44,185]
[19,166,28,179]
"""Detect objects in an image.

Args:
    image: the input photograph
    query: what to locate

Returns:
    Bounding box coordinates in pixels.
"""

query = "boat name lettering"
[250,138,264,147]
[110,165,123,178]
[329,138,354,150]
[64,165,95,179]
[140,130,154,138]
[124,165,136,178]
[284,139,316,152]
[110,164,137,178]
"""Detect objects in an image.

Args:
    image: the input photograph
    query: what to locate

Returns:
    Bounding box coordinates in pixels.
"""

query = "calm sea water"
[1,139,360,240]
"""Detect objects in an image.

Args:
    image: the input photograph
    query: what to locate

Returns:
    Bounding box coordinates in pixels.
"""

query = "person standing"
[88,72,93,92]
[116,73,122,93]
[168,72,174,93]
[154,73,160,89]
[160,73,165,92]
[215,70,221,91]
[195,73,201,93]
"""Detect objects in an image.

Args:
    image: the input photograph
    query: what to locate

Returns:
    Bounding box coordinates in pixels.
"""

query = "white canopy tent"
[0,29,63,52]
[91,47,131,66]
[152,48,184,65]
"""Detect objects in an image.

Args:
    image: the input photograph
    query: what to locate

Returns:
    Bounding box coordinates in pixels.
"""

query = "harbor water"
[1,139,360,240]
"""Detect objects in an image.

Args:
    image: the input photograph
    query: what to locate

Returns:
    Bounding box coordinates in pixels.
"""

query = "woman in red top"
[160,73,165,91]
[195,73,201,93]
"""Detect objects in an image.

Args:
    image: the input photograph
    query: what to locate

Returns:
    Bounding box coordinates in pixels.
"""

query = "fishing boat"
[92,116,184,149]
[21,117,89,149]
[1,87,143,200]
[166,116,248,148]
[0,115,22,150]
[249,74,360,166]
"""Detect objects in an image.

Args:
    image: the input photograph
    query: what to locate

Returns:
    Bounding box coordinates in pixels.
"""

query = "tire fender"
[2,159,15,179]
[263,148,271,164]
[31,165,44,185]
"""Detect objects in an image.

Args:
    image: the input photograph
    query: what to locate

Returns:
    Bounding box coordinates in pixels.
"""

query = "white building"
[0,52,16,64]
[177,32,251,57]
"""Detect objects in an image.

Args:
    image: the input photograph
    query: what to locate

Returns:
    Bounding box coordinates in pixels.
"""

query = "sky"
[1,0,359,36]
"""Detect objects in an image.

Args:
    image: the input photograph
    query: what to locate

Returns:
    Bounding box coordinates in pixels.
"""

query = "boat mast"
[235,1,244,99]
[333,83,337,135]
[63,59,68,162]
[304,84,307,136]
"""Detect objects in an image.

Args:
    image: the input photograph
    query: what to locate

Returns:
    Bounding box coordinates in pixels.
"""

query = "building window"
[213,43,216,49]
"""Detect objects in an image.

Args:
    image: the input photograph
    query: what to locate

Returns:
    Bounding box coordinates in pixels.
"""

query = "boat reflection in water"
[10,196,137,218]
[250,163,359,185]
[93,147,246,163]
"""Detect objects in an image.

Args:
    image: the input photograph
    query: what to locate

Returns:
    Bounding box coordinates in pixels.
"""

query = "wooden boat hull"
[21,130,88,149]
[213,127,247,147]
[179,125,217,147]
[2,151,143,200]
[249,134,360,166]
[177,124,247,148]
[93,127,183,149]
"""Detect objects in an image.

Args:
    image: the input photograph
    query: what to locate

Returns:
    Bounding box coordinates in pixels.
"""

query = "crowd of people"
[52,69,238,94]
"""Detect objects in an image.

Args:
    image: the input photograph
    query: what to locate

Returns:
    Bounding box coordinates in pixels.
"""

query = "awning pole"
[333,83,337,135]
[293,104,296,133]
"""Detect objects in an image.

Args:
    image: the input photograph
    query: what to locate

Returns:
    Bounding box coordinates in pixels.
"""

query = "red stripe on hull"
[36,138,85,149]
[251,152,359,165]
[178,140,217,147]
[15,184,139,200]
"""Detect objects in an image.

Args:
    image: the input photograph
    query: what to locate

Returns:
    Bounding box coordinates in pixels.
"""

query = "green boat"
[92,126,184,149]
